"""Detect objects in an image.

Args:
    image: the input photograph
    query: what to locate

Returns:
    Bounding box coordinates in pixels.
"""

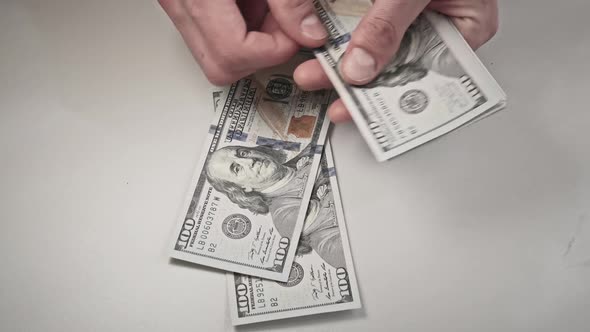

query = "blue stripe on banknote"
[256,136,301,151]
[327,167,336,177]
[234,132,248,142]
[313,144,324,154]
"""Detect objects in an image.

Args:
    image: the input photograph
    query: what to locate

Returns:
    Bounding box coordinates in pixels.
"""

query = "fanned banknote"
[227,141,361,325]
[170,51,334,281]
[313,0,507,161]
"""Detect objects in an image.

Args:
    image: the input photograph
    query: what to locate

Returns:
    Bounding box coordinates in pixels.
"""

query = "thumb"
[267,0,328,48]
[340,0,430,85]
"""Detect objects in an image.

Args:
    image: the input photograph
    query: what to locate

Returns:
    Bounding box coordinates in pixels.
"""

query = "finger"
[294,59,333,91]
[327,99,353,123]
[159,0,214,77]
[210,14,298,84]
[247,13,300,69]
[237,0,268,31]
[160,0,201,44]
[186,0,298,84]
[339,0,430,85]
[207,2,298,71]
[428,0,499,50]
[267,0,328,48]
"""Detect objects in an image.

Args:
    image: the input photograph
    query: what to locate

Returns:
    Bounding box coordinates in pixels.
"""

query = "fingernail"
[301,14,328,40]
[342,48,376,83]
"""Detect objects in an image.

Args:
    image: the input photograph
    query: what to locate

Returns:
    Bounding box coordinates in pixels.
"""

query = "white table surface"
[1,1,589,331]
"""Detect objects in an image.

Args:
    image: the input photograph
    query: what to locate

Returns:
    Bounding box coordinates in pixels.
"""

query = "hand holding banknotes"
[161,0,506,324]
[294,0,499,123]
[159,0,499,123]
[158,0,329,85]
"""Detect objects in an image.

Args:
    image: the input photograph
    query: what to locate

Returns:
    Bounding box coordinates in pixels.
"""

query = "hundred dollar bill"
[170,51,334,281]
[227,141,361,325]
[313,0,507,161]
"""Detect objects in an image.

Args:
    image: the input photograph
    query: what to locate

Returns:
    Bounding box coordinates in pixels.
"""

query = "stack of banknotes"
[168,0,506,326]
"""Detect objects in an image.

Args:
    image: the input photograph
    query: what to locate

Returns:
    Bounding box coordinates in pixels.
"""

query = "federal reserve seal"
[221,214,252,240]
[277,262,304,287]
[266,77,293,100]
[399,89,429,114]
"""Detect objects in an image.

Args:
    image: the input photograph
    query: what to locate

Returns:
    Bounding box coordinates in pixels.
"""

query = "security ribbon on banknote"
[170,51,334,282]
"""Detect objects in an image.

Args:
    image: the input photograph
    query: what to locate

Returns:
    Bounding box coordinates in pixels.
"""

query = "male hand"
[158,0,329,85]
[292,0,499,123]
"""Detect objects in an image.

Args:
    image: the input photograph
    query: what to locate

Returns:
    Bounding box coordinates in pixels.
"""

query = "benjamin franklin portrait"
[205,144,346,269]
[205,144,314,239]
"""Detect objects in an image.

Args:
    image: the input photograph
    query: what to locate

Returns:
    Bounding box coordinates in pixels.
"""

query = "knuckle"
[205,68,237,86]
[215,47,241,68]
[187,1,205,20]
[158,0,185,20]
[356,16,399,53]
[200,51,242,85]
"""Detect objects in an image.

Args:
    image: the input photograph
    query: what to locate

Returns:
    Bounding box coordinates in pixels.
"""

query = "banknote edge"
[168,83,332,282]
[227,140,363,326]
[313,9,507,162]
[323,140,362,309]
